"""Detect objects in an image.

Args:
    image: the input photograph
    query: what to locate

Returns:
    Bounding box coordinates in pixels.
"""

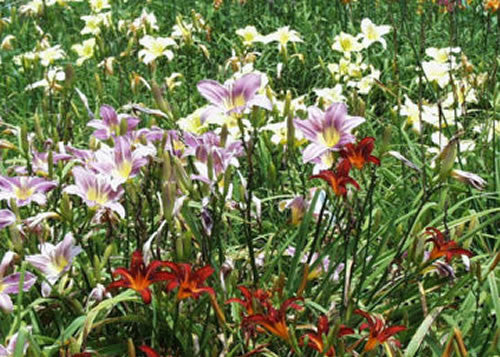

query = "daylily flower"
[300,315,354,356]
[355,309,406,351]
[197,73,272,122]
[340,137,380,170]
[92,137,154,189]
[26,233,82,297]
[242,297,303,343]
[331,32,363,56]
[87,105,140,140]
[425,227,473,263]
[359,18,391,49]
[107,250,172,304]
[236,26,265,46]
[164,263,214,300]
[0,210,16,229]
[314,85,346,106]
[25,66,66,93]
[81,13,111,35]
[89,0,111,12]
[0,176,57,207]
[38,45,66,67]
[310,160,360,197]
[138,35,176,64]
[130,9,159,34]
[15,147,72,175]
[425,47,460,65]
[72,38,96,66]
[226,286,273,315]
[139,346,160,357]
[64,166,125,218]
[0,251,37,313]
[294,103,365,163]
[422,61,450,88]
[0,328,32,356]
[485,0,500,12]
[262,26,303,52]
[450,169,487,190]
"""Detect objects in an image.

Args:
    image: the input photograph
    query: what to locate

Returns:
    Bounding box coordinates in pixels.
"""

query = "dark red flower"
[310,160,360,196]
[225,286,273,315]
[242,297,303,343]
[164,262,215,300]
[425,227,473,263]
[355,309,406,351]
[139,346,161,357]
[340,137,380,170]
[107,250,173,304]
[300,315,354,356]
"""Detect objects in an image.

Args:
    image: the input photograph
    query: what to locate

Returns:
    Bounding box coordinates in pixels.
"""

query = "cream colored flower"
[359,18,391,49]
[80,13,110,35]
[138,35,176,64]
[72,38,96,66]
[130,9,158,34]
[332,32,363,56]
[26,67,65,93]
[425,47,460,64]
[314,85,346,105]
[89,0,111,13]
[1,35,15,50]
[236,26,264,46]
[38,45,66,67]
[422,61,449,88]
[263,26,302,51]
[177,108,208,135]
[165,72,183,92]
[20,0,44,16]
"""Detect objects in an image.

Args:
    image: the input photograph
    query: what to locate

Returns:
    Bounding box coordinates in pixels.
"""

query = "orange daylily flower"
[340,137,380,170]
[485,0,499,12]
[242,297,303,343]
[164,262,215,300]
[300,315,354,356]
[425,227,473,263]
[355,309,406,352]
[310,160,360,196]
[107,250,173,304]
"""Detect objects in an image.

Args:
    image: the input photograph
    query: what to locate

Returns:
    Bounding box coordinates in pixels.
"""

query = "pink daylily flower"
[87,105,140,140]
[0,252,37,313]
[197,73,272,121]
[0,327,32,356]
[26,233,82,297]
[294,103,365,163]
[92,137,155,189]
[64,166,125,218]
[0,210,16,229]
[0,176,57,207]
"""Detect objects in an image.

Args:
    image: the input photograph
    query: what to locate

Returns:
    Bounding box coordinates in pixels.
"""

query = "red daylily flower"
[310,160,360,196]
[225,285,273,315]
[139,346,161,357]
[340,137,380,170]
[300,315,354,356]
[107,250,173,304]
[164,262,215,300]
[425,227,473,263]
[242,297,303,343]
[355,309,406,351]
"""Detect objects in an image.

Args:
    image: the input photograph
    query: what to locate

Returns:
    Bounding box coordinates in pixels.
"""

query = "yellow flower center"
[15,186,34,201]
[82,44,94,58]
[340,37,353,52]
[53,255,69,273]
[320,127,340,147]
[117,161,132,179]
[366,24,378,41]
[0,282,4,293]
[279,32,290,45]
[87,187,108,205]
[150,41,165,57]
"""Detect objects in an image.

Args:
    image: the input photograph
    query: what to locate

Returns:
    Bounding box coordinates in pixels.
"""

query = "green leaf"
[404,306,445,357]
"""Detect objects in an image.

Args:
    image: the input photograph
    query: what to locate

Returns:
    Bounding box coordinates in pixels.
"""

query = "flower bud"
[437,137,457,181]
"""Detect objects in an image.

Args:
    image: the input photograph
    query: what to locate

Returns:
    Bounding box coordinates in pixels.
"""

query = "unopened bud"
[438,137,457,181]
[152,80,170,114]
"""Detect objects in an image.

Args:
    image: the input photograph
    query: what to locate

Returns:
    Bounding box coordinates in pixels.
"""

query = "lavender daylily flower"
[26,233,82,297]
[92,136,155,189]
[197,73,272,121]
[0,327,32,356]
[15,149,72,176]
[87,105,140,140]
[294,103,365,163]
[0,251,37,313]
[64,166,125,218]
[0,176,57,207]
[0,210,16,229]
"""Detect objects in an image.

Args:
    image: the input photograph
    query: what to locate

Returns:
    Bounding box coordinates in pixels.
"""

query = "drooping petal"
[197,80,229,106]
